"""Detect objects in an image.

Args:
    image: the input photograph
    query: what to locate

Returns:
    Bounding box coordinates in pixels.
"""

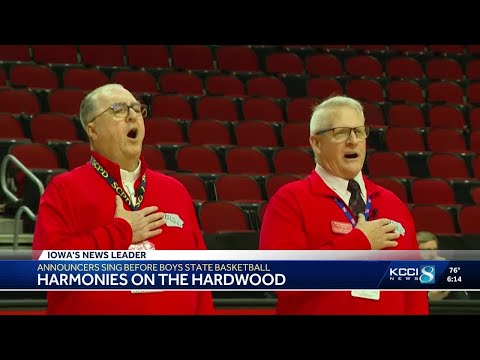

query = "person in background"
[417,231,469,301]
[33,83,214,315]
[260,95,429,315]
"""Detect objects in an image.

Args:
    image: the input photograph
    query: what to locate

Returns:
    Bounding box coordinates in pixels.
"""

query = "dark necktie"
[348,179,365,217]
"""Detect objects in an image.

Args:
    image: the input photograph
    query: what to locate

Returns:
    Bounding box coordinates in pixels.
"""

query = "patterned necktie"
[348,179,365,217]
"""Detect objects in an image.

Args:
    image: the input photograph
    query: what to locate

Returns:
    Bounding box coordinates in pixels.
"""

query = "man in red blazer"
[33,83,214,315]
[260,95,429,315]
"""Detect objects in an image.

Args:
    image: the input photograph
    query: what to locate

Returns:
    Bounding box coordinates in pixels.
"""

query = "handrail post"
[0,155,44,249]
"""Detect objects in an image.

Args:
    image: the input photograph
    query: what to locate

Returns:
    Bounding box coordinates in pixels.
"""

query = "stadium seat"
[286,98,318,123]
[425,58,463,80]
[143,117,186,145]
[0,89,41,115]
[306,78,344,99]
[125,45,170,69]
[386,56,424,79]
[79,45,125,67]
[471,187,480,205]
[205,75,245,97]
[281,123,310,147]
[367,152,410,177]
[150,95,193,120]
[168,172,209,202]
[467,45,480,54]
[272,148,314,175]
[66,142,90,170]
[389,45,426,53]
[176,145,223,173]
[458,206,480,234]
[410,178,456,205]
[466,60,480,80]
[111,70,158,93]
[171,45,214,71]
[0,68,6,88]
[266,52,304,75]
[196,96,239,122]
[48,89,86,115]
[0,113,27,139]
[427,153,471,179]
[466,82,480,104]
[469,107,480,130]
[10,64,58,89]
[385,127,426,152]
[214,174,263,202]
[346,79,384,102]
[242,97,284,123]
[362,102,385,127]
[388,104,426,127]
[305,54,343,76]
[0,45,31,62]
[350,44,388,52]
[30,113,79,143]
[9,142,67,215]
[246,76,287,98]
[216,46,259,72]
[345,55,383,78]
[63,68,109,91]
[225,147,271,175]
[234,121,279,147]
[9,142,63,188]
[428,45,465,54]
[188,120,232,146]
[159,72,204,96]
[265,174,302,199]
[470,131,480,152]
[199,201,251,234]
[473,156,480,178]
[32,45,79,65]
[427,81,464,104]
[386,80,425,103]
[141,144,167,171]
[427,128,467,153]
[369,177,409,203]
[411,205,457,235]
[428,105,466,129]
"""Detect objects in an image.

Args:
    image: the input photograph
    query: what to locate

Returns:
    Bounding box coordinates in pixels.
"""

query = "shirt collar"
[314,163,366,198]
[120,161,141,183]
[90,151,148,183]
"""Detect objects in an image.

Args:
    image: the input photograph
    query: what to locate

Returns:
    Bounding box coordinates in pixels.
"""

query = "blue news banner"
[0,250,476,291]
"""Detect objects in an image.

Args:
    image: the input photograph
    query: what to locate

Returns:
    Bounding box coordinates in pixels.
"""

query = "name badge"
[388,220,406,236]
[128,240,155,250]
[164,213,184,228]
[331,220,353,234]
[128,241,159,294]
[351,290,380,300]
[131,289,164,294]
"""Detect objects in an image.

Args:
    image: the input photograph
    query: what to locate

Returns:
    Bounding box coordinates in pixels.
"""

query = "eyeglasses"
[315,126,369,142]
[89,102,148,123]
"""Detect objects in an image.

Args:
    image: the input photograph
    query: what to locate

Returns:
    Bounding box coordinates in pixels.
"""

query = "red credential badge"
[331,220,353,234]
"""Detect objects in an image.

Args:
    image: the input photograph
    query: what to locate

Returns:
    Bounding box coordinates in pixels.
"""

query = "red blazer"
[260,170,429,315]
[33,152,214,315]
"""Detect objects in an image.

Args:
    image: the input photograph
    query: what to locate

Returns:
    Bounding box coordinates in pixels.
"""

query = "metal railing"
[0,154,44,249]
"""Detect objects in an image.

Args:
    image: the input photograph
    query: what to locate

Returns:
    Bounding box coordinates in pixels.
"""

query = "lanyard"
[90,157,146,211]
[334,196,372,226]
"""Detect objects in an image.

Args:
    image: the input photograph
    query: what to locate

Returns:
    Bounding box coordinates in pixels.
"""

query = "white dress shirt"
[120,161,141,206]
[315,163,367,205]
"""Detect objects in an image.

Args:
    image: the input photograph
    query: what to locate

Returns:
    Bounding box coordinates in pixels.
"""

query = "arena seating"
[1,44,480,249]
